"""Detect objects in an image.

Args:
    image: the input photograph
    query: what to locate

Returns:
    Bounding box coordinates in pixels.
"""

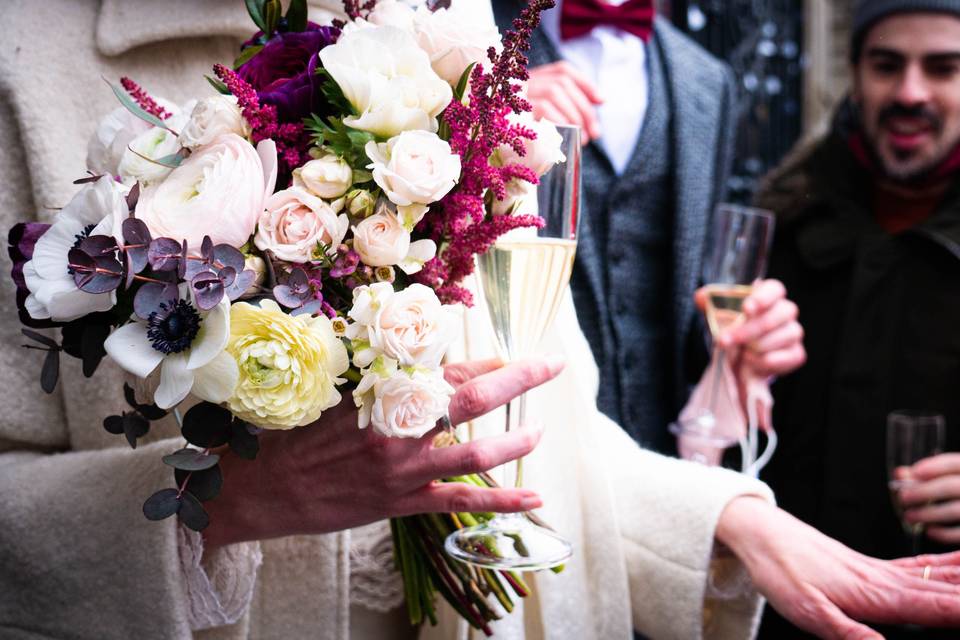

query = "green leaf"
[162,448,220,471]
[205,75,231,96]
[453,62,476,103]
[264,0,282,37]
[105,79,169,130]
[314,67,355,116]
[143,488,181,521]
[178,492,210,531]
[244,0,267,33]
[175,465,223,502]
[150,150,187,169]
[286,0,308,32]
[234,44,264,69]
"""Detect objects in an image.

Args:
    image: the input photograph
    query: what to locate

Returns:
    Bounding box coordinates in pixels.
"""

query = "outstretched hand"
[717,497,960,639]
[204,356,565,548]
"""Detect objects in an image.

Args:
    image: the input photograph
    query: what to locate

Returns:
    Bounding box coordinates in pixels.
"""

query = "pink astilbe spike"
[213,64,311,179]
[120,77,172,120]
[413,0,555,306]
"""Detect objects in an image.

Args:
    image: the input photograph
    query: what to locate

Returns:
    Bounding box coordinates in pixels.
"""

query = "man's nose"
[895,64,933,106]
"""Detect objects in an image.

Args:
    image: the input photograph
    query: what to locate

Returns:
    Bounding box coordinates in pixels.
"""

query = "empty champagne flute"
[887,410,946,555]
[671,204,775,472]
[444,125,581,571]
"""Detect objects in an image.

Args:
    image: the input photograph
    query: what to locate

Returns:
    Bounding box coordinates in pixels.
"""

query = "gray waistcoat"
[572,39,676,452]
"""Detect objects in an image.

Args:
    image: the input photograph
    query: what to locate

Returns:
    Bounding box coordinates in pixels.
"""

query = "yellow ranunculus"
[226,299,349,430]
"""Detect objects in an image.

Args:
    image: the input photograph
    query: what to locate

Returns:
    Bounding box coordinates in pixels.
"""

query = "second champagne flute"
[445,124,581,571]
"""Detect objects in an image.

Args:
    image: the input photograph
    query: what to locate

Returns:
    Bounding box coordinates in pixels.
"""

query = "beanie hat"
[852,0,960,61]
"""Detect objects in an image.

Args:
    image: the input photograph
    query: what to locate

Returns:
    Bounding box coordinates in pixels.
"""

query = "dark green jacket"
[756,123,960,639]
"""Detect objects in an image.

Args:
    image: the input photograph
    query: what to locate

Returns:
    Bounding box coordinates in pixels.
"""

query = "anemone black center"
[147,299,202,355]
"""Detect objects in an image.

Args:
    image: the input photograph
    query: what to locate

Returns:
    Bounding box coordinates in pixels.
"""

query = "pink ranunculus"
[254,187,349,263]
[133,134,277,250]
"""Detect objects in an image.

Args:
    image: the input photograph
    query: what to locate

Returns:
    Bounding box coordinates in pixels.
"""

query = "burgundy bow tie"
[560,0,655,42]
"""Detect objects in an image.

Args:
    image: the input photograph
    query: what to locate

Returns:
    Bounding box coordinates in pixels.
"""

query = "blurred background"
[661,0,854,202]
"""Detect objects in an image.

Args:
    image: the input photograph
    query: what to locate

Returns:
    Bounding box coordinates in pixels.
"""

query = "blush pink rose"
[254,187,349,263]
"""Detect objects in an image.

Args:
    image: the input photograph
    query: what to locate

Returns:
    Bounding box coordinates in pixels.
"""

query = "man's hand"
[718,497,960,639]
[900,454,960,545]
[204,356,564,548]
[695,279,806,378]
[527,61,603,142]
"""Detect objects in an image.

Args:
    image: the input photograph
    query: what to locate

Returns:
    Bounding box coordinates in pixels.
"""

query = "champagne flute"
[444,125,581,571]
[887,411,945,555]
[672,205,775,469]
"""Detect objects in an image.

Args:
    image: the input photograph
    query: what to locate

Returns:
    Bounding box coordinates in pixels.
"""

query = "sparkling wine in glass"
[887,411,945,555]
[444,124,581,571]
[671,205,775,466]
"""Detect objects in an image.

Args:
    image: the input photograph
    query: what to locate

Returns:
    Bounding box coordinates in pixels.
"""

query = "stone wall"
[804,0,854,135]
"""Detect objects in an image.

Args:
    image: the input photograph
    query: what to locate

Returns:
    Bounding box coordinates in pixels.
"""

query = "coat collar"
[95,0,344,56]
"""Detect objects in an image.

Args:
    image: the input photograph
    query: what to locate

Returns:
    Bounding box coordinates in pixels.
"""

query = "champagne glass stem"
[706,347,726,412]
[516,393,527,489]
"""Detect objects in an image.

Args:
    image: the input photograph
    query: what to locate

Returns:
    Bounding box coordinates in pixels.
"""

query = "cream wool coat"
[0,1,772,639]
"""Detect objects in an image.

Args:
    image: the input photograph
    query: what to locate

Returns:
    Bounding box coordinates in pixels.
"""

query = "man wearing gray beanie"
[755,3,960,639]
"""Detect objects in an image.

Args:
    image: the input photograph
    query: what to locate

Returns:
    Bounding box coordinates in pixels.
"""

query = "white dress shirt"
[540,0,650,174]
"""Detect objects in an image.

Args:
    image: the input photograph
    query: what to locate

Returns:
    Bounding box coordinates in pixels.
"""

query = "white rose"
[352,206,436,274]
[491,179,537,216]
[179,95,251,149]
[117,126,180,187]
[319,25,452,138]
[254,187,349,263]
[413,0,502,85]
[293,154,353,199]
[86,98,179,176]
[134,134,277,250]
[366,131,460,206]
[359,283,456,369]
[356,366,454,438]
[497,113,566,178]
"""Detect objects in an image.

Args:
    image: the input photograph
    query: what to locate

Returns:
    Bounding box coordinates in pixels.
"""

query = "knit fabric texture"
[852,0,960,58]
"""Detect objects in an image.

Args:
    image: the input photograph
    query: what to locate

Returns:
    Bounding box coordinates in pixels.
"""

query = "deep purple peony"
[237,23,340,124]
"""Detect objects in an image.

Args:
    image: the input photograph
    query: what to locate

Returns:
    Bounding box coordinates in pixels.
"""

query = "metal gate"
[666,0,805,202]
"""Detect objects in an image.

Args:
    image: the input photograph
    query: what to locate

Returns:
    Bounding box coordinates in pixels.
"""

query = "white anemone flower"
[22,176,126,322]
[104,285,239,409]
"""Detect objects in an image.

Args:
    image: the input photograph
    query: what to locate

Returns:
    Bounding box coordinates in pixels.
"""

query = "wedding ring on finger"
[923,565,932,582]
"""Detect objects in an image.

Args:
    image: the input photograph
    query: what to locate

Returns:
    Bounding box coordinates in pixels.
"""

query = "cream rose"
[227,299,349,430]
[179,95,251,149]
[356,367,454,438]
[86,98,179,176]
[413,0,502,85]
[367,0,416,30]
[293,154,353,199]
[133,134,277,250]
[255,187,349,263]
[365,131,461,206]
[352,206,436,274]
[350,283,455,369]
[497,113,566,178]
[117,125,181,187]
[319,25,452,138]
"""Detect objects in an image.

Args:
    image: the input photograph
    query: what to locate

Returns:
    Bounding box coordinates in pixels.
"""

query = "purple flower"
[237,24,339,124]
[8,222,54,328]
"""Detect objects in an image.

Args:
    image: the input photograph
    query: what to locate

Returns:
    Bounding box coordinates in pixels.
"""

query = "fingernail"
[743,299,756,315]
[521,494,542,510]
[543,354,566,374]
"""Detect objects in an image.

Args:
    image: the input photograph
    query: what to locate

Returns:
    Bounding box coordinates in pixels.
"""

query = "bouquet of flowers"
[7,0,562,634]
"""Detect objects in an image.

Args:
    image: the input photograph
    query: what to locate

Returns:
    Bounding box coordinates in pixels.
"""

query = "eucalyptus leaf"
[21,328,58,350]
[80,322,110,378]
[40,349,59,394]
[151,151,186,169]
[175,465,223,502]
[182,403,233,448]
[103,414,125,435]
[122,412,150,449]
[106,79,169,130]
[162,448,220,471]
[178,491,210,531]
[143,488,181,521]
[229,421,260,460]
